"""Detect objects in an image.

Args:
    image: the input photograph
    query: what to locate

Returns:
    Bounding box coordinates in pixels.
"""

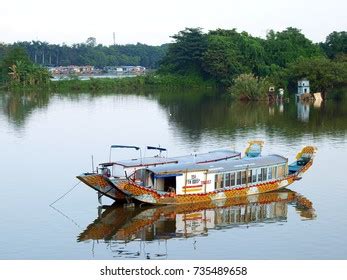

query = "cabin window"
[221,174,225,188]
[252,169,257,183]
[225,173,231,187]
[268,168,272,180]
[230,172,235,186]
[272,166,277,179]
[241,171,247,184]
[237,171,242,185]
[261,168,267,181]
[248,170,252,184]
[149,173,154,187]
[134,169,146,182]
[258,169,262,181]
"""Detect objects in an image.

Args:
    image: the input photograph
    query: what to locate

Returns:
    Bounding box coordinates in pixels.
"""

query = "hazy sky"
[1,0,346,46]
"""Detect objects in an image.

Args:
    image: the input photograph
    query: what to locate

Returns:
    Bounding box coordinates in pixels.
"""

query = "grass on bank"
[48,74,216,92]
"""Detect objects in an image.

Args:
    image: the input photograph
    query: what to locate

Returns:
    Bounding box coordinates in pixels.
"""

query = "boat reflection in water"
[78,189,315,258]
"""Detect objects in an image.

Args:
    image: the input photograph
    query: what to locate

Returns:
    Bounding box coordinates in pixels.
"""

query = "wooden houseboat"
[77,143,316,205]
[77,145,241,203]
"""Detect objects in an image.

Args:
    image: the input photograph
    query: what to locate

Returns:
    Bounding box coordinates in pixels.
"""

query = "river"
[0,90,346,259]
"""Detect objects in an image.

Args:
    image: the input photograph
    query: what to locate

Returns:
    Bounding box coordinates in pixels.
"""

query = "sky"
[1,0,346,46]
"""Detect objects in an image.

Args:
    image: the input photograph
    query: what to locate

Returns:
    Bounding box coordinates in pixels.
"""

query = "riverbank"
[3,74,217,93]
[56,74,216,91]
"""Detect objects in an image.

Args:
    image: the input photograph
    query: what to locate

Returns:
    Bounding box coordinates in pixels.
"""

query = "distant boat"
[77,142,316,205]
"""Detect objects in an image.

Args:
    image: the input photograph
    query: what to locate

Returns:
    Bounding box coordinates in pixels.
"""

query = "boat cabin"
[99,149,241,179]
[134,155,288,195]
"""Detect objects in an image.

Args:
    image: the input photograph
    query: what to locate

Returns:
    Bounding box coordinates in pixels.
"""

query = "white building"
[297,79,310,95]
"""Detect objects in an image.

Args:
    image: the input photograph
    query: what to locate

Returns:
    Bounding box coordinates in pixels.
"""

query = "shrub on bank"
[229,74,271,100]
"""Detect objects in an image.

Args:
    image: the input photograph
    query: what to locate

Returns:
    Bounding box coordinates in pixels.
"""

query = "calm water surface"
[0,90,346,259]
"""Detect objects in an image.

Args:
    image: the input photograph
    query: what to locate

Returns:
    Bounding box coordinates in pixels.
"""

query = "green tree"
[1,47,31,83]
[202,29,268,85]
[1,46,51,87]
[0,43,7,62]
[202,31,246,85]
[86,37,97,47]
[264,27,323,67]
[287,56,347,97]
[321,31,347,59]
[8,60,28,85]
[160,27,208,75]
[9,40,166,68]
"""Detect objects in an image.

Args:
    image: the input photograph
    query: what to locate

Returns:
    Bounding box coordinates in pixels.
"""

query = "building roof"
[147,154,287,174]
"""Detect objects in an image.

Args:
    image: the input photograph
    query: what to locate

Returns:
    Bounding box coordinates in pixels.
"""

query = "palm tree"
[8,64,19,84]
[8,60,27,85]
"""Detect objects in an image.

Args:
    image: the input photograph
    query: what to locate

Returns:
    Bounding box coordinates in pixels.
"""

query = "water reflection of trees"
[153,90,347,140]
[1,90,346,138]
[0,91,50,128]
[0,91,123,128]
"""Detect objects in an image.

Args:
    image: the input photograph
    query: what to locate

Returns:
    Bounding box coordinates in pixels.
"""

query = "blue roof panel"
[110,149,240,168]
[147,154,287,174]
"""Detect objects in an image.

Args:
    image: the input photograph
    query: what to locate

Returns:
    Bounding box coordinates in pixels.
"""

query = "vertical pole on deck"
[246,165,249,187]
[204,170,208,193]
[184,169,188,194]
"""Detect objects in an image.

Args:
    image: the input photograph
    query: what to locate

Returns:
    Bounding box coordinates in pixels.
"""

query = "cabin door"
[163,176,176,192]
[215,174,223,189]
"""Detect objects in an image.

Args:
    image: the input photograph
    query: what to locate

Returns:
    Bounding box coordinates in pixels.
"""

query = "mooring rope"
[49,181,81,206]
[49,204,82,229]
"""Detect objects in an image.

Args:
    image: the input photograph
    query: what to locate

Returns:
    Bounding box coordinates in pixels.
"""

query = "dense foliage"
[286,56,347,97]
[159,28,208,76]
[0,46,51,87]
[320,31,347,59]
[229,74,270,100]
[0,44,212,91]
[0,28,346,96]
[6,39,167,68]
[160,27,347,98]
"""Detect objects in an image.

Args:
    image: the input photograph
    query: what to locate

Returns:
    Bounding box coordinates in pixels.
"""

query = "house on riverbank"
[48,65,96,75]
